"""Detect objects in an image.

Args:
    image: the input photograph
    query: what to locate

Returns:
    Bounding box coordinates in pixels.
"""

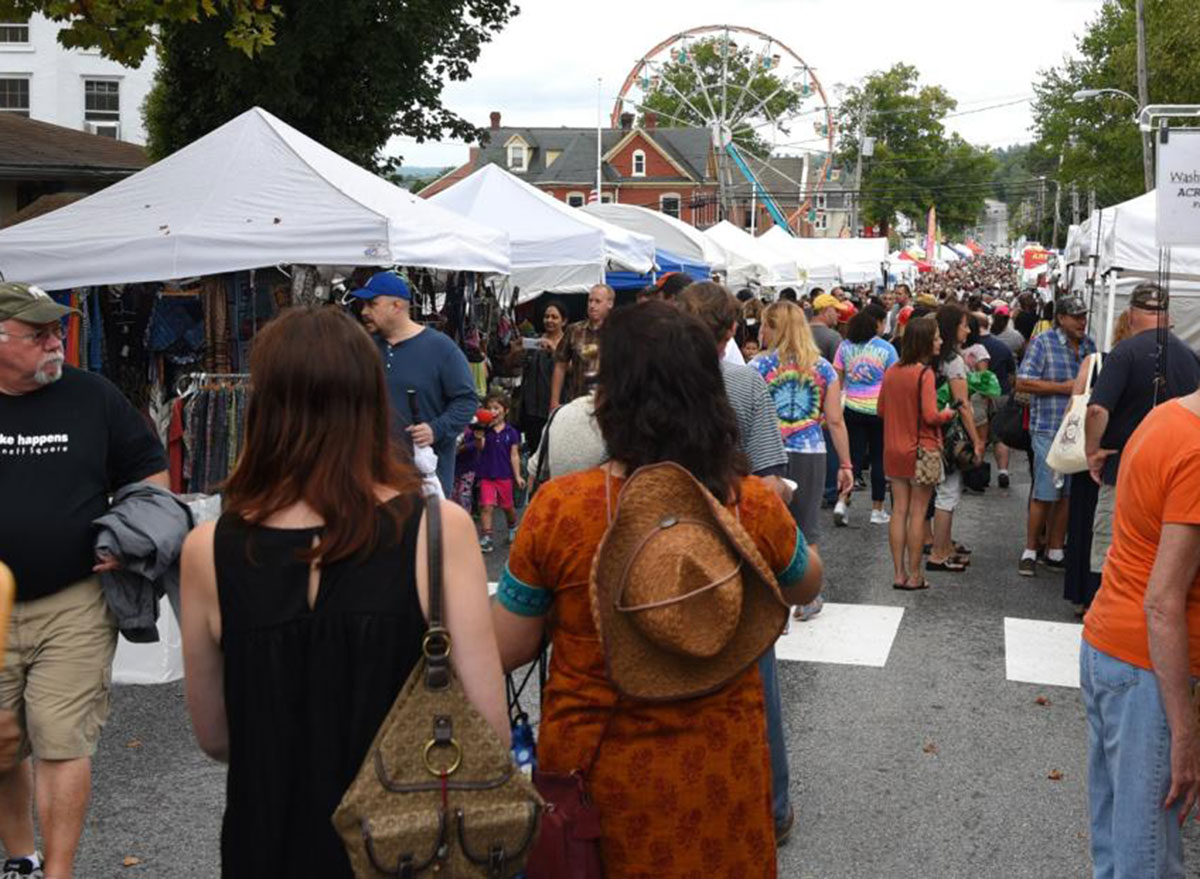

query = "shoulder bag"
[992,394,1031,452]
[913,367,944,487]
[333,495,543,878]
[1045,353,1102,475]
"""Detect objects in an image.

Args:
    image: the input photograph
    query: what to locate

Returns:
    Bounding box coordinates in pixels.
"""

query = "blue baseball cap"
[351,271,411,301]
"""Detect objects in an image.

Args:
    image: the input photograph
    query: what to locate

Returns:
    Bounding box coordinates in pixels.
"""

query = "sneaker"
[833,499,849,527]
[998,471,1010,489]
[2,856,43,879]
[794,594,824,621]
[1043,556,1066,573]
[869,509,891,525]
[480,534,494,554]
[1018,556,1036,577]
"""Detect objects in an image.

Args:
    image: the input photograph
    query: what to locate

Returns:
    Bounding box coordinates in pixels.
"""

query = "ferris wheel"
[613,25,836,231]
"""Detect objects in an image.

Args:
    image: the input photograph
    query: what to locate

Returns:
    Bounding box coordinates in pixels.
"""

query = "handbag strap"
[529,401,565,495]
[915,365,932,449]
[1082,352,1103,397]
[423,495,451,691]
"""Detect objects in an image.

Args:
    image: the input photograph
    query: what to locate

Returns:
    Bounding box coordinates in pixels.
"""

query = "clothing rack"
[176,371,250,397]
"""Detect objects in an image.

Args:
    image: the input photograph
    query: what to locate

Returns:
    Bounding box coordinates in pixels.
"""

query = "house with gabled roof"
[420,111,721,228]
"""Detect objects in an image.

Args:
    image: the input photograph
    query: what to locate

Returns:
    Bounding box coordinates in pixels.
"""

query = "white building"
[0,14,156,144]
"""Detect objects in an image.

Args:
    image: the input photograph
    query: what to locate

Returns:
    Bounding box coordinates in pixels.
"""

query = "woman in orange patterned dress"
[492,302,823,878]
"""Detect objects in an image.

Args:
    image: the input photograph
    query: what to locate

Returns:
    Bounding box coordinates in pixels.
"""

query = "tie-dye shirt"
[833,337,899,416]
[751,351,837,453]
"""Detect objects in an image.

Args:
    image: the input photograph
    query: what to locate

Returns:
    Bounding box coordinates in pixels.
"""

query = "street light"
[1072,87,1152,192]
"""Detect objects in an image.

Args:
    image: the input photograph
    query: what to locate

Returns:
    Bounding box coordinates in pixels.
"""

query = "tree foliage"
[836,64,996,236]
[0,0,280,65]
[637,37,803,158]
[1030,0,1200,209]
[144,0,517,172]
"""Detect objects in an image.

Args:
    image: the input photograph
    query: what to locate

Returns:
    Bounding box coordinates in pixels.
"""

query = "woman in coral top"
[491,301,823,879]
[878,316,956,590]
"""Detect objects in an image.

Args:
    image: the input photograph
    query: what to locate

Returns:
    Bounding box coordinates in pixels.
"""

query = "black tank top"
[213,497,426,877]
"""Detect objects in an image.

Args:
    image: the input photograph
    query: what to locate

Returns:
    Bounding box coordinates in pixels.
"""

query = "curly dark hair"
[594,301,747,502]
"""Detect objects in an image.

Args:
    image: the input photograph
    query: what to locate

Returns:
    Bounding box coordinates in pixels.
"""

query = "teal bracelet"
[496,567,553,617]
[776,528,809,586]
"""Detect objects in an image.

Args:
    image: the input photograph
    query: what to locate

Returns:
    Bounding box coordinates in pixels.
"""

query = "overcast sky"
[388,0,1107,169]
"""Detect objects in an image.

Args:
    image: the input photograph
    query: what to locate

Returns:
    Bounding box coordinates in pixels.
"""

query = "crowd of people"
[1,239,1199,877]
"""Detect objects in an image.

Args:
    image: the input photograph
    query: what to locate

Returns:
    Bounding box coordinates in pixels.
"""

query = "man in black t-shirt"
[0,282,167,878]
[1085,283,1200,575]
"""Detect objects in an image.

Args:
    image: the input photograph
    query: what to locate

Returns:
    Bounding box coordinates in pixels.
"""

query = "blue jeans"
[1080,641,1186,878]
[822,426,839,505]
[758,646,790,827]
[1032,429,1071,502]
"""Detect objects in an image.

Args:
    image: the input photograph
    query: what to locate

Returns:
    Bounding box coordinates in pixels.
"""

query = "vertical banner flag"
[925,206,937,262]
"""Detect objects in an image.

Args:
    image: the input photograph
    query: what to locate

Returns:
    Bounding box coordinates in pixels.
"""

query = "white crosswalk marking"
[775,603,905,667]
[1004,617,1083,688]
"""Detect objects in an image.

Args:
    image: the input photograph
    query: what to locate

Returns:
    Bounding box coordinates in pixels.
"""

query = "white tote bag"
[1046,354,1102,475]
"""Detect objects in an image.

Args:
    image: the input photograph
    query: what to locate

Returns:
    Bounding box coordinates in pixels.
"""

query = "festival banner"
[925,206,936,263]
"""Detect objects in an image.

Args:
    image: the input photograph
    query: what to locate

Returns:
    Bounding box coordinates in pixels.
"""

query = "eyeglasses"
[0,324,66,345]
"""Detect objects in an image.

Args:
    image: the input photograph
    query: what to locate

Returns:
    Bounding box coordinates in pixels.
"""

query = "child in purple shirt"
[472,392,525,552]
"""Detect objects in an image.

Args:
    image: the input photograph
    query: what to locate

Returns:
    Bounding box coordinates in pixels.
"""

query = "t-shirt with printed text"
[752,351,837,453]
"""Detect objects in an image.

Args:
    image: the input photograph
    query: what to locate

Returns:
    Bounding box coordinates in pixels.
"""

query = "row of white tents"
[0,105,893,303]
[1063,190,1200,351]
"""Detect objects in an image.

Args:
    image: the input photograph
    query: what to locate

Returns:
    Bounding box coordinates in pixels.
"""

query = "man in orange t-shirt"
[1081,385,1200,877]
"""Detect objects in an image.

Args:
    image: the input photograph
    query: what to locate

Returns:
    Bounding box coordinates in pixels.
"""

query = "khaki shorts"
[0,578,117,761]
[1091,482,1117,575]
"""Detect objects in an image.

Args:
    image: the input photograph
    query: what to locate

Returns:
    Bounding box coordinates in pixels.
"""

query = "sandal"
[926,558,967,572]
[894,578,930,591]
[951,554,971,567]
[954,542,973,555]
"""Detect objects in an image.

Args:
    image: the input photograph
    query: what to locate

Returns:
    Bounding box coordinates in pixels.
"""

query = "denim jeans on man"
[758,646,790,828]
[1080,640,1186,878]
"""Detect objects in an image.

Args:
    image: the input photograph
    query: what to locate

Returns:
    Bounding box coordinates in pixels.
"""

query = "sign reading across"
[1156,128,1200,247]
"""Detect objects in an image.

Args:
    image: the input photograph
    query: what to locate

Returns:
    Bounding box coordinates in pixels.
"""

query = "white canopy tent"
[760,229,888,287]
[0,107,511,290]
[582,202,726,273]
[430,164,605,302]
[705,221,802,290]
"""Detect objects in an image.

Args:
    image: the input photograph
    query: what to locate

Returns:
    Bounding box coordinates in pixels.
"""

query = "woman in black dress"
[518,298,566,453]
[180,306,508,877]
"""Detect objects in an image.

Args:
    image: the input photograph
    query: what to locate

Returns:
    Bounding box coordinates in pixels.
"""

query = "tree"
[836,64,996,237]
[1030,0,1200,209]
[637,37,802,157]
[0,1,280,64]
[144,0,518,172]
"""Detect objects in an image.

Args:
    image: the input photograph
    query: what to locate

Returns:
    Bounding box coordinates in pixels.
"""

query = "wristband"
[839,465,854,471]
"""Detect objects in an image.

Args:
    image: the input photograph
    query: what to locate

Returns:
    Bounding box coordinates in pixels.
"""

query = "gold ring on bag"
[423,737,463,776]
[422,629,452,659]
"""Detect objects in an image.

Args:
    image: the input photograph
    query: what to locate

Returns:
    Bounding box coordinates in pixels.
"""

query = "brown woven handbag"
[913,367,944,487]
[332,495,543,878]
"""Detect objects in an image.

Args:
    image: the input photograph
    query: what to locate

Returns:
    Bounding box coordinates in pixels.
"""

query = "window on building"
[660,194,681,219]
[815,193,827,211]
[507,143,526,172]
[632,149,646,177]
[600,194,614,204]
[0,18,29,44]
[814,211,827,231]
[0,77,29,116]
[566,192,585,207]
[545,149,561,167]
[84,79,120,136]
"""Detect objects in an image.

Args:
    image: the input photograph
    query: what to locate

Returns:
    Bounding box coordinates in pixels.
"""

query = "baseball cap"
[1056,294,1088,317]
[915,293,939,308]
[351,271,411,301]
[0,282,79,324]
[812,293,840,311]
[1130,283,1168,311]
[992,304,1011,317]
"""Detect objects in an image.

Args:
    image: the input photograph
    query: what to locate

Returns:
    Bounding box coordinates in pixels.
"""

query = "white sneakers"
[870,509,891,525]
[833,499,848,527]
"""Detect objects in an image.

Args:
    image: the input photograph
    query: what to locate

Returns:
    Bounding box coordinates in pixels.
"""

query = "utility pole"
[1071,183,1080,226]
[1052,179,1062,250]
[1088,188,1096,219]
[1136,0,1154,192]
[1037,176,1046,243]
[850,103,868,237]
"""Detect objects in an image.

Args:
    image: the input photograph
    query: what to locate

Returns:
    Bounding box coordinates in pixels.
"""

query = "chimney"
[489,111,501,130]
[620,112,634,131]
[644,112,657,130]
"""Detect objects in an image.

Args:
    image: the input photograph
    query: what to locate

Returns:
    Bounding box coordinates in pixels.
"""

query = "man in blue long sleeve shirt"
[352,272,478,495]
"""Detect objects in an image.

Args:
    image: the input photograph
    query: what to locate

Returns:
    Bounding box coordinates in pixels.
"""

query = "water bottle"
[510,713,536,776]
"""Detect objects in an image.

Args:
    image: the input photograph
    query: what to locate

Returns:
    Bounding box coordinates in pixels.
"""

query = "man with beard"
[0,283,168,878]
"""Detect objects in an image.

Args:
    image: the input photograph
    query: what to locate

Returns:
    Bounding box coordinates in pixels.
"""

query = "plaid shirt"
[1017,328,1096,433]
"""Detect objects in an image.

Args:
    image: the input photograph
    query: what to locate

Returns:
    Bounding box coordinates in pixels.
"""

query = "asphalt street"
[36,466,1200,876]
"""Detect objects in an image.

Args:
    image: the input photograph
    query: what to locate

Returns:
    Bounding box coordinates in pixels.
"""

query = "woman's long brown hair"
[222,306,422,562]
